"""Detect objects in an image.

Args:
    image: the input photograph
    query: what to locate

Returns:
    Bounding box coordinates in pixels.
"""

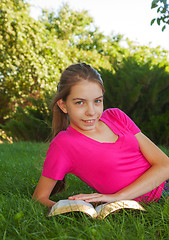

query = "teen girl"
[33,63,169,208]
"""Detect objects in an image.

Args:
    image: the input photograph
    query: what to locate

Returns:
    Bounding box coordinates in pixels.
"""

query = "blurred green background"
[0,0,169,146]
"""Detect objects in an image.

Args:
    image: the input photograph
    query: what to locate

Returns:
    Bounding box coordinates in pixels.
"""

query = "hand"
[68,193,118,203]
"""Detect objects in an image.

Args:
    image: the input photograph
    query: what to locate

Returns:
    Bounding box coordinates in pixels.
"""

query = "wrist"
[110,192,128,202]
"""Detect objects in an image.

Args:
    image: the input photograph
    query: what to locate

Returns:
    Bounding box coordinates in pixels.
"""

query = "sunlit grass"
[0,142,169,239]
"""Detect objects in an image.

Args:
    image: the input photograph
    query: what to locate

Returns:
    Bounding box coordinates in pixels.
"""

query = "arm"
[32,176,58,207]
[114,132,169,199]
[69,132,169,202]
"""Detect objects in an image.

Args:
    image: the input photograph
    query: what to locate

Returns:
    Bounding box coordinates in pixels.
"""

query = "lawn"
[0,142,169,240]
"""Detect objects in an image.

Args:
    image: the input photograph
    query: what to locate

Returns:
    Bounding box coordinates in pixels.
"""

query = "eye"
[76,101,83,105]
[95,99,102,104]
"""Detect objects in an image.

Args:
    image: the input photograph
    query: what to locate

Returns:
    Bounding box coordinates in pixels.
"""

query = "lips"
[82,119,96,125]
[83,120,94,123]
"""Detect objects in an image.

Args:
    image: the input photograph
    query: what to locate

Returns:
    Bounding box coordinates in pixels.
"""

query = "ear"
[57,99,68,114]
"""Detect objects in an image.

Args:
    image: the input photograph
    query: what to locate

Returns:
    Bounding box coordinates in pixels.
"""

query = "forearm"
[33,196,56,208]
[115,132,169,201]
[32,176,58,207]
[113,164,168,201]
[69,164,169,203]
[32,189,56,207]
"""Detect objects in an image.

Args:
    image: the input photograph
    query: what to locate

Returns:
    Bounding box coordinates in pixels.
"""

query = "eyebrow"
[72,96,103,101]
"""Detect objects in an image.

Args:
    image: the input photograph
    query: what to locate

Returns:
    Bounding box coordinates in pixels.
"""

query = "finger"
[69,193,98,198]
[84,196,104,203]
[69,193,101,200]
[75,194,103,202]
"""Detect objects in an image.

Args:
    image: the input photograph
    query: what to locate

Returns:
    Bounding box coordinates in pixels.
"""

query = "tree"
[151,0,169,31]
[1,0,169,145]
[39,3,94,43]
[0,0,46,121]
[0,0,70,123]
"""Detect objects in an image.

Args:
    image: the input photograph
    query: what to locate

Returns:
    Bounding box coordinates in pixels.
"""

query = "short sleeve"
[42,141,72,180]
[105,108,141,135]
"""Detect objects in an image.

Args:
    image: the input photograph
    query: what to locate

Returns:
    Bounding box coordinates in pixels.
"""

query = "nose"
[86,103,95,116]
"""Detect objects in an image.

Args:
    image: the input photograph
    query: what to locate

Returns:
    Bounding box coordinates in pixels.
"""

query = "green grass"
[0,142,169,240]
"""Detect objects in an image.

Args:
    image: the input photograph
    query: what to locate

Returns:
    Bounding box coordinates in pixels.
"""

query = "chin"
[83,126,96,131]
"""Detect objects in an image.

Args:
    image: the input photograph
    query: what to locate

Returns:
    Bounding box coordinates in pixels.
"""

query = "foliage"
[0,0,46,104]
[1,94,53,142]
[102,49,169,146]
[0,0,71,123]
[104,58,169,113]
[151,0,169,31]
[143,110,169,146]
[40,3,94,42]
[0,0,169,145]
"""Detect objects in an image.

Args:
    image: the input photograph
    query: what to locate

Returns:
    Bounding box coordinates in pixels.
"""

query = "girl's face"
[58,81,104,134]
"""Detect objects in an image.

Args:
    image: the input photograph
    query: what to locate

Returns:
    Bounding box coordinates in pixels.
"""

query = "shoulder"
[101,108,141,135]
[42,130,73,180]
[45,129,73,163]
[51,128,72,146]
[101,108,126,120]
[46,130,71,156]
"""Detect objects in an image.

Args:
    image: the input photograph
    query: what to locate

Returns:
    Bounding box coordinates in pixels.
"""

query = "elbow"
[165,161,169,179]
[32,194,46,203]
[32,192,40,202]
[32,191,54,207]
[158,159,169,180]
[32,191,47,203]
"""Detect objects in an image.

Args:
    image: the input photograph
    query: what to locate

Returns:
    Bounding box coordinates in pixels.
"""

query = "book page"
[96,200,145,219]
[95,203,107,215]
[48,199,97,218]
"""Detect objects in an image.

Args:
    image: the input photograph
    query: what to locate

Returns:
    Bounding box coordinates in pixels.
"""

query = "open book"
[48,199,145,219]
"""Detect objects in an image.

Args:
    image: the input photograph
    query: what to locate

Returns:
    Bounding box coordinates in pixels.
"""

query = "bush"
[142,110,169,146]
[101,57,169,146]
[1,95,52,142]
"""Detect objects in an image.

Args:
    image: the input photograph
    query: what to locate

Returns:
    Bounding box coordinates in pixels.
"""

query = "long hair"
[50,63,105,195]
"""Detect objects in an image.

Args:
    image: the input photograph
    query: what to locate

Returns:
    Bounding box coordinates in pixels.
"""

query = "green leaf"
[157,6,162,13]
[162,25,166,31]
[151,18,156,25]
[152,0,159,3]
[151,0,159,9]
[157,18,161,25]
[161,7,167,13]
[151,3,158,9]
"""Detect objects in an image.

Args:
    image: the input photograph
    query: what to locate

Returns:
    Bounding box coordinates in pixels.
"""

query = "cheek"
[68,107,82,119]
[98,104,104,114]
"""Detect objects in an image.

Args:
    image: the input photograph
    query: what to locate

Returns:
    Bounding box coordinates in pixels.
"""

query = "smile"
[83,119,95,123]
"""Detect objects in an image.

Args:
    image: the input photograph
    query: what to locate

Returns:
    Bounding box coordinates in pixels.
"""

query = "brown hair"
[50,63,105,196]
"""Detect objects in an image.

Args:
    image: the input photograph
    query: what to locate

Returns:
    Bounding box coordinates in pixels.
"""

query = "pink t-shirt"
[42,108,165,202]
